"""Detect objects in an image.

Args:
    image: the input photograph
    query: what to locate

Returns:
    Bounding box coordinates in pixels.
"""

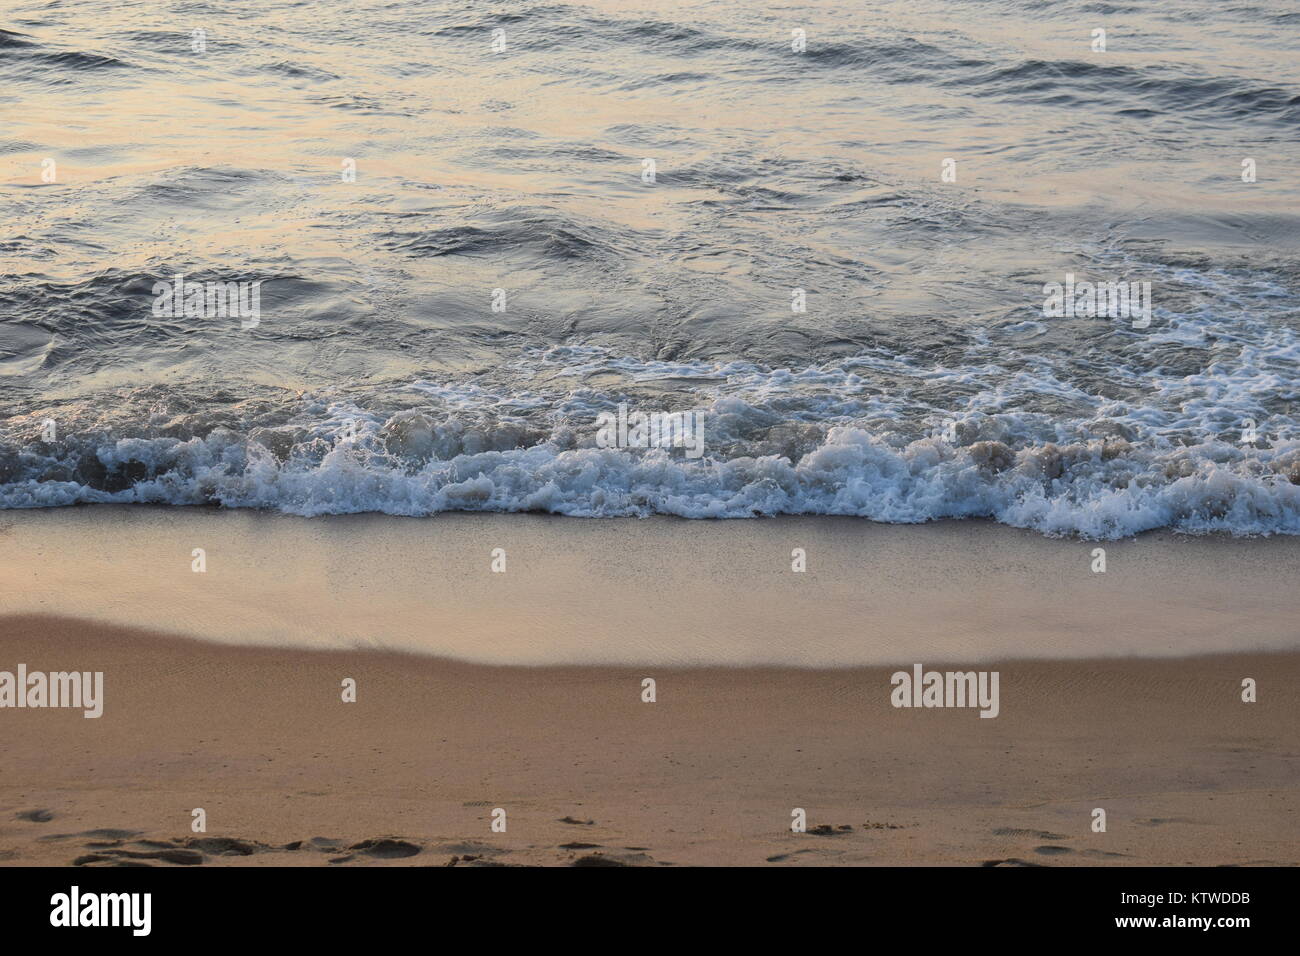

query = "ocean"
[1,0,1297,537]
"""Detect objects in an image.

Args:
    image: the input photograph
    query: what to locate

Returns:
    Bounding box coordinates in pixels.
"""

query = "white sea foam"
[2,294,1296,541]
[2,405,1297,538]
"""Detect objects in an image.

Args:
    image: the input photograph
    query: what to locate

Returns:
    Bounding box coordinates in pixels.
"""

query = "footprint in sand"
[75,828,140,840]
[571,854,629,867]
[764,848,826,863]
[981,858,1046,867]
[62,832,428,866]
[806,824,853,836]
[188,837,259,856]
[75,845,204,866]
[70,834,295,866]
[348,838,421,859]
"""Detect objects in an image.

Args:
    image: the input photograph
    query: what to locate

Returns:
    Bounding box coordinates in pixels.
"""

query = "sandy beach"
[1,509,1296,867]
[3,0,1298,890]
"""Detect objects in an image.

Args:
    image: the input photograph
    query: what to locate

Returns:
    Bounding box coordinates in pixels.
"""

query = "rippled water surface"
[1,0,1297,535]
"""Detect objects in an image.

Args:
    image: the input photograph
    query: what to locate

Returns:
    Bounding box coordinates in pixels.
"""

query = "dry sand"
[1,626,1296,867]
[0,509,1296,866]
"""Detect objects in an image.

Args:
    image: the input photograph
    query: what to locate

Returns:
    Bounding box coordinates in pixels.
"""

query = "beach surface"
[2,507,1298,664]
[0,509,1297,866]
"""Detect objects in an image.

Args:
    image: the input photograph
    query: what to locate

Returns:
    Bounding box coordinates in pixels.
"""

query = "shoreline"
[2,506,1297,665]
[8,498,1300,540]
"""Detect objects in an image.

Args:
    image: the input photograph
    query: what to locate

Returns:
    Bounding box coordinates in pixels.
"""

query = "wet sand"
[1,507,1298,664]
[0,509,1296,866]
